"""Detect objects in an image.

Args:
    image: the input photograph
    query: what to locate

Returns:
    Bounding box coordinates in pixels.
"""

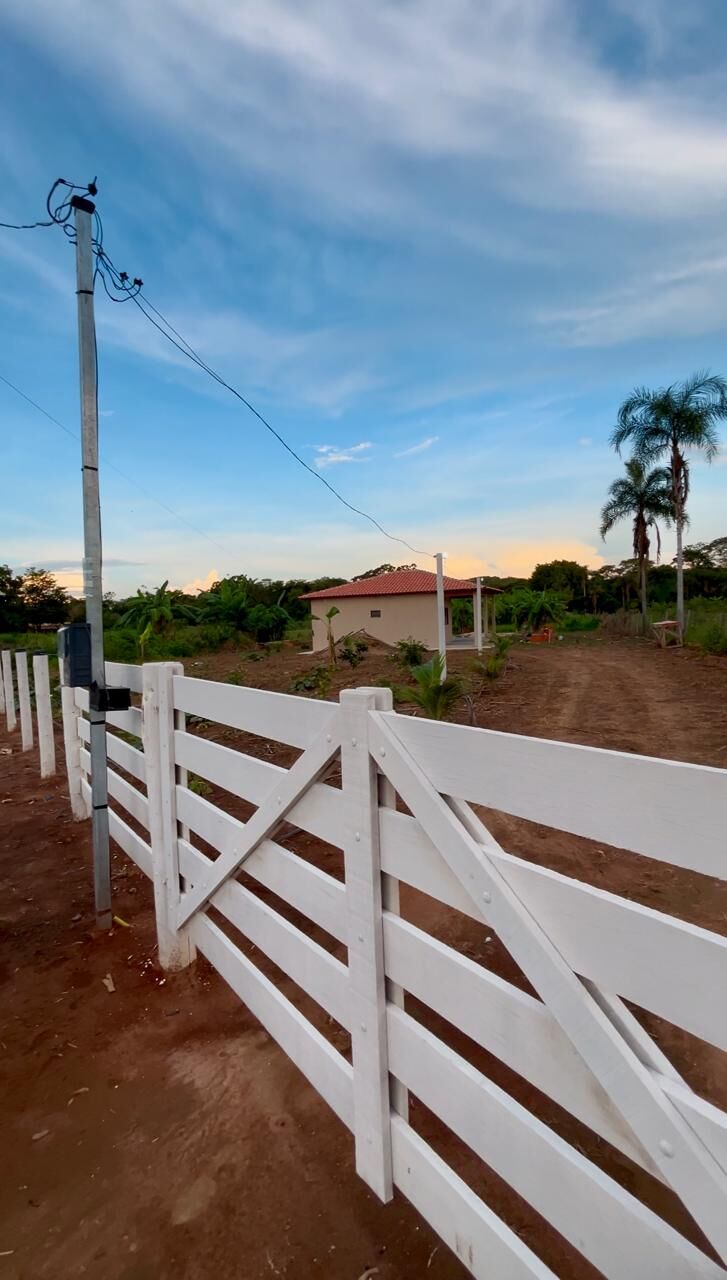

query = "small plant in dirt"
[188,773,212,797]
[394,636,428,668]
[290,666,331,697]
[226,670,245,685]
[339,635,368,667]
[394,653,463,720]
[243,650,266,662]
[314,606,340,668]
[699,621,727,655]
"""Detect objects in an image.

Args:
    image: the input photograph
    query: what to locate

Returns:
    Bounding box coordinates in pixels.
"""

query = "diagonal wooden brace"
[368,708,727,1265]
[177,711,341,928]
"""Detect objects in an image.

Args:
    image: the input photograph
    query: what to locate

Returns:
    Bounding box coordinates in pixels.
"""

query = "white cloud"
[182,568,219,595]
[395,435,439,458]
[314,442,372,469]
[578,437,593,447]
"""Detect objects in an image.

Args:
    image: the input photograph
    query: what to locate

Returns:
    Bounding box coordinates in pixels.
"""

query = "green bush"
[339,635,368,667]
[698,621,727,655]
[394,653,463,720]
[248,603,289,643]
[561,613,600,633]
[394,636,428,668]
[290,666,331,697]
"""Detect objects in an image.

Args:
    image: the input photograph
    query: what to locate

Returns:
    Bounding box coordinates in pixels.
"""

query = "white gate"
[63,661,727,1278]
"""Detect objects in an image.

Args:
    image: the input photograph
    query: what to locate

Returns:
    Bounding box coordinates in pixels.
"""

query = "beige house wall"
[310,592,460,653]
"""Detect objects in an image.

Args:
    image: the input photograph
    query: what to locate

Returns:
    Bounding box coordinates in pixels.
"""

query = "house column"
[435,552,447,677]
[475,578,483,653]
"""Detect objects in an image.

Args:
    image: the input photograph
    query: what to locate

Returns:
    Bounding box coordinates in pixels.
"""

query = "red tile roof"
[300,569,500,600]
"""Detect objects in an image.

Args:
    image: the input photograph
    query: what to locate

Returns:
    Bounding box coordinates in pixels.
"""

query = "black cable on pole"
[1,176,434,559]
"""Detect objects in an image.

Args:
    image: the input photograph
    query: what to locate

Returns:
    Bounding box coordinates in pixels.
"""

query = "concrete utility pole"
[435,552,447,678]
[72,194,112,930]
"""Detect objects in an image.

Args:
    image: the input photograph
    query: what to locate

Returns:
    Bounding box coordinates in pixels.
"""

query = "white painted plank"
[384,913,727,1179]
[78,716,146,783]
[62,685,89,820]
[176,787,347,943]
[391,1118,555,1280]
[173,675,336,749]
[371,711,727,1264]
[178,839,349,1028]
[191,912,354,1128]
[389,1009,725,1279]
[177,718,341,927]
[80,748,150,830]
[173,729,343,846]
[339,688,393,1200]
[142,663,195,971]
[105,660,143,693]
[33,654,56,777]
[382,712,727,877]
[1,651,16,732]
[380,807,727,1051]
[15,651,33,751]
[73,686,142,737]
[81,777,152,877]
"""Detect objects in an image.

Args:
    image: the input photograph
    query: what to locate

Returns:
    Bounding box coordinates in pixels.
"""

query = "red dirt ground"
[1,637,727,1279]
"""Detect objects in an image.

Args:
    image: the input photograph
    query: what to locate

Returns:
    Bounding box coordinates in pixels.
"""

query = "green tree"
[247,603,289,643]
[611,371,727,629]
[530,559,588,603]
[352,563,416,581]
[199,579,249,629]
[19,567,70,626]
[600,459,672,631]
[0,565,26,630]
[119,581,197,636]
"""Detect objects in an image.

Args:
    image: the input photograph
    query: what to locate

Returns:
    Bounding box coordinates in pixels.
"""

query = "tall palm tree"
[611,371,727,629]
[600,459,672,631]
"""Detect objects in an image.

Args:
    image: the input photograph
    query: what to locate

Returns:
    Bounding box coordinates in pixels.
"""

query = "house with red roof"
[300,568,500,653]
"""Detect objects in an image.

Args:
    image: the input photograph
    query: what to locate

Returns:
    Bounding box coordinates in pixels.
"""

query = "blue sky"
[2,0,727,595]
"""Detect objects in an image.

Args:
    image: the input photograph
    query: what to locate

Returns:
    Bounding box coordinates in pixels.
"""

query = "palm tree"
[198,579,249,629]
[600,459,672,631]
[611,371,727,629]
[394,653,463,720]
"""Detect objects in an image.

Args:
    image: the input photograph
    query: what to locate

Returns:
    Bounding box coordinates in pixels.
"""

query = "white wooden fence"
[1,649,56,776]
[61,660,727,1278]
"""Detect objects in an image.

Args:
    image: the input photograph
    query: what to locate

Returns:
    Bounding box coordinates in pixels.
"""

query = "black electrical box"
[90,685,131,713]
[57,623,92,688]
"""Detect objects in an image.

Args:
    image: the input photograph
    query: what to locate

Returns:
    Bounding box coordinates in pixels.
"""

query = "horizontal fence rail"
[58,660,727,1279]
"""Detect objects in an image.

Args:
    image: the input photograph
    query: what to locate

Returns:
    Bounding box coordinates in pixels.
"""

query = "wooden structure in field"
[59,660,727,1278]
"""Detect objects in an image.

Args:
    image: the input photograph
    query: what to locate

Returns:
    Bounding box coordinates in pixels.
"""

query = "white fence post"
[376,686,409,1123]
[33,654,56,778]
[15,651,33,752]
[143,662,196,971]
[340,687,393,1202]
[2,650,16,732]
[61,685,90,819]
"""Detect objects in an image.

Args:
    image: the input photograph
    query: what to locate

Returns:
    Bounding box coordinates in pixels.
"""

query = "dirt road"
[1,638,726,1279]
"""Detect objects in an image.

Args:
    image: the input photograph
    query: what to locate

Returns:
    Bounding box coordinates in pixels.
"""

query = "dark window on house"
[370,609,381,618]
[444,608,449,623]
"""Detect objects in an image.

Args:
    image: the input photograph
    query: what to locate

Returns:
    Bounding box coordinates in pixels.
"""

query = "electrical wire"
[2,177,434,559]
[0,370,230,555]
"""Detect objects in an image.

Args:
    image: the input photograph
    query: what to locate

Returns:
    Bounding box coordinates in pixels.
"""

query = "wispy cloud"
[578,437,593,447]
[395,435,439,458]
[314,442,372,469]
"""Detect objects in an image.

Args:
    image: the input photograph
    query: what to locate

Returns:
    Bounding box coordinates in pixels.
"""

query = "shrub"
[394,653,463,720]
[699,621,727,655]
[247,603,289,643]
[188,774,212,797]
[394,636,428,668]
[339,635,368,667]
[290,666,332,697]
[562,613,600,633]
